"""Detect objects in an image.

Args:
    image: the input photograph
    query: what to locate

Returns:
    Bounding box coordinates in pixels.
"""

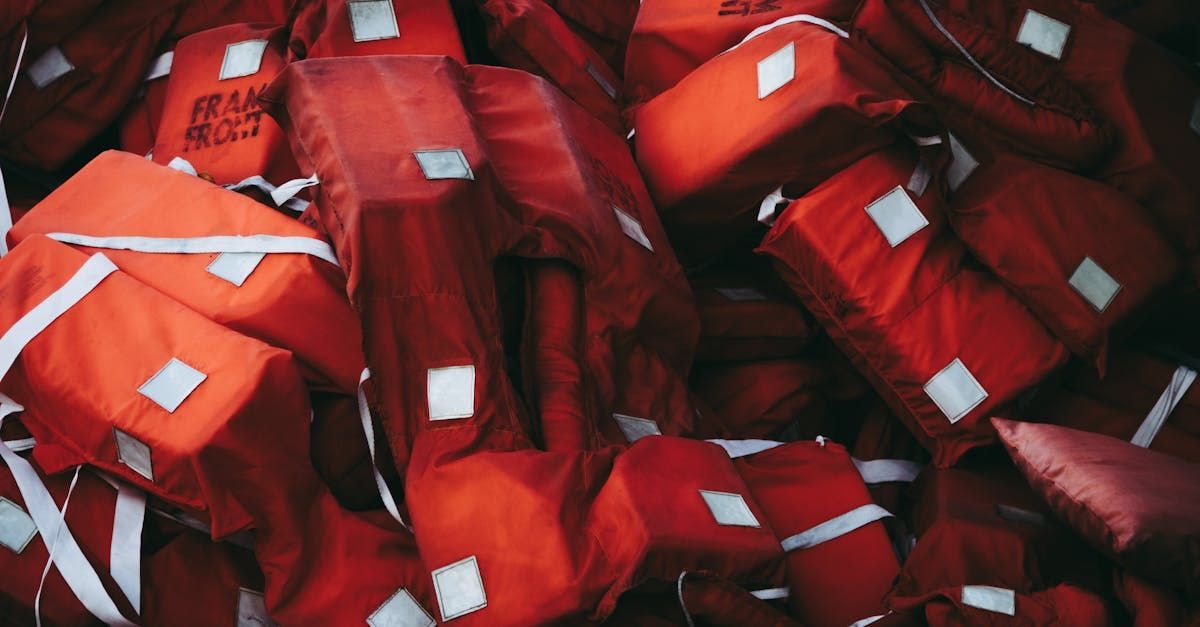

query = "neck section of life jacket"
[261,56,789,624]
[151,23,299,186]
[0,237,436,626]
[758,141,1069,466]
[631,13,939,263]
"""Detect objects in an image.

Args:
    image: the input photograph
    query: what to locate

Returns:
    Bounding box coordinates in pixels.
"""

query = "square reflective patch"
[219,40,269,80]
[1068,256,1121,313]
[612,205,654,252]
[427,365,475,420]
[413,149,474,181]
[924,358,987,424]
[757,42,795,100]
[946,133,979,192]
[699,490,761,527]
[865,186,928,247]
[432,556,487,621]
[235,589,276,627]
[1015,10,1071,60]
[612,413,661,443]
[714,287,767,301]
[138,358,207,413]
[114,428,153,481]
[27,46,74,89]
[349,0,400,42]
[368,587,434,627]
[961,585,1016,616]
[0,498,37,554]
[206,252,266,287]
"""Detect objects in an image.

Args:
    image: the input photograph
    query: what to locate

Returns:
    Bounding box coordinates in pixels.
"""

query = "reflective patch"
[413,149,474,181]
[586,61,617,100]
[699,490,760,528]
[1068,257,1121,313]
[235,588,276,627]
[612,413,661,443]
[114,428,153,481]
[961,585,1016,616]
[27,46,74,89]
[946,133,978,191]
[367,587,434,627]
[757,42,795,100]
[906,160,931,198]
[612,206,654,252]
[348,0,400,42]
[924,358,987,424]
[1192,98,1200,135]
[206,252,266,287]
[714,287,767,301]
[0,497,37,554]
[219,40,269,80]
[427,365,475,420]
[432,556,487,621]
[138,358,207,413]
[144,51,173,82]
[1015,10,1071,60]
[750,587,789,601]
[865,186,929,247]
[995,504,1046,526]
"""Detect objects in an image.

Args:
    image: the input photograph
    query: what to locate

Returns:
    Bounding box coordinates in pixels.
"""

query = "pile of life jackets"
[0,0,1197,625]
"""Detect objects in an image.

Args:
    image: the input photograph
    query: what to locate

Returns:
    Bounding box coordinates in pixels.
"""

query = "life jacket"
[9,150,362,397]
[632,14,938,263]
[690,359,830,439]
[140,530,270,627]
[1112,569,1200,627]
[947,151,1179,373]
[1025,349,1200,463]
[607,572,800,626]
[851,0,1113,172]
[727,438,900,627]
[0,0,183,172]
[544,0,639,73]
[478,0,625,134]
[0,237,434,625]
[150,23,298,187]
[624,0,860,106]
[758,142,1069,466]
[891,583,1117,626]
[287,0,465,62]
[261,56,792,624]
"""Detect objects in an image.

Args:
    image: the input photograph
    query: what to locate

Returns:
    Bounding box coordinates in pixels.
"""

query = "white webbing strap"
[0,400,134,626]
[44,233,340,268]
[914,0,1035,106]
[757,186,790,226]
[225,175,309,213]
[357,368,409,530]
[0,24,30,257]
[109,484,144,612]
[780,503,892,552]
[1131,365,1197,448]
[3,436,35,452]
[726,14,849,54]
[676,571,697,627]
[269,173,318,207]
[852,458,922,484]
[749,587,789,600]
[706,438,784,459]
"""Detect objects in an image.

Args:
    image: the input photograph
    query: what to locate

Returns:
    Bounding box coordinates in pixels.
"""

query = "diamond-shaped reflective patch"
[947,133,979,192]
[27,46,74,89]
[1069,257,1121,313]
[924,358,987,424]
[961,585,1016,616]
[432,556,487,621]
[114,428,153,481]
[235,589,276,627]
[413,149,474,180]
[207,252,266,287]
[699,490,761,527]
[0,498,37,554]
[757,42,795,100]
[368,587,434,627]
[613,205,654,252]
[219,40,269,80]
[349,0,400,42]
[865,186,928,247]
[1015,10,1071,60]
[612,413,661,443]
[138,358,207,413]
[427,365,475,420]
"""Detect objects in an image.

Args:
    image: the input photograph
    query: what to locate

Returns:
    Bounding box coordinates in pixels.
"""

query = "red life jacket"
[758,142,1069,466]
[287,0,465,62]
[691,360,830,439]
[891,583,1117,626]
[150,23,298,186]
[141,530,269,627]
[633,15,937,262]
[544,0,639,72]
